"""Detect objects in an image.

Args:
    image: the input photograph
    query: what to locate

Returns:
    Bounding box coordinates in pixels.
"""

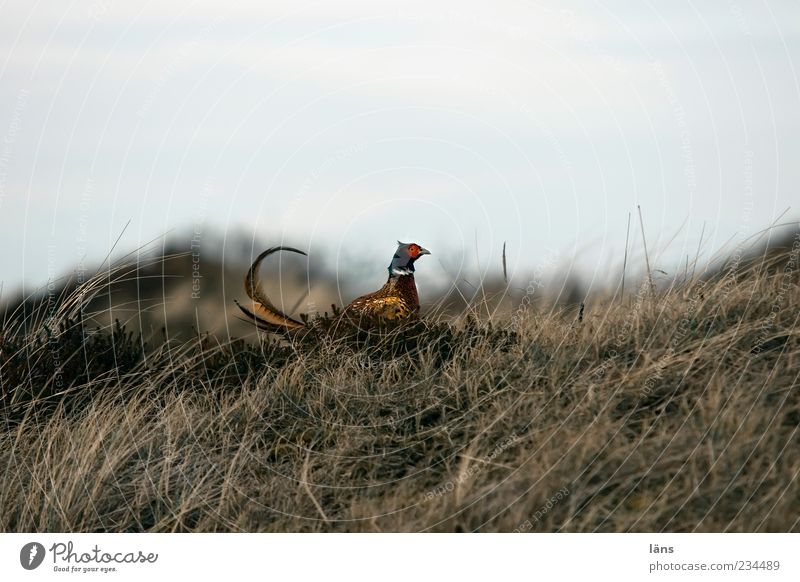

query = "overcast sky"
[1,0,799,295]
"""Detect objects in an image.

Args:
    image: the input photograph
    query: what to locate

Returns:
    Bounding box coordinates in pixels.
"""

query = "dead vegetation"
[1,232,798,532]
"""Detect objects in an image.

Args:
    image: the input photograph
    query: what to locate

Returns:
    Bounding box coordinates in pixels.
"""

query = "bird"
[236,241,431,336]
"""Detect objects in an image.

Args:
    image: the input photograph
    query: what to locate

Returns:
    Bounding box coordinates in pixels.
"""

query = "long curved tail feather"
[238,246,308,332]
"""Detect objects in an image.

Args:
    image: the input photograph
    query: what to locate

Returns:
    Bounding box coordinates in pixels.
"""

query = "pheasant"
[236,241,431,336]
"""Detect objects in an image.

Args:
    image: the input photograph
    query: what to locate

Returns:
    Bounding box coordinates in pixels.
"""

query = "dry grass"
[1,237,799,532]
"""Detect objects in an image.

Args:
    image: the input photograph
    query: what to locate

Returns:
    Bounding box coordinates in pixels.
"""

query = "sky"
[1,0,799,296]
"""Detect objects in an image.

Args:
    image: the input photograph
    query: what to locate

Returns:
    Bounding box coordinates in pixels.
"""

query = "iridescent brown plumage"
[236,242,430,336]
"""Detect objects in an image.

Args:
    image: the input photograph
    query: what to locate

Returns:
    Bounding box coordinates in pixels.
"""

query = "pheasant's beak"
[419,247,431,256]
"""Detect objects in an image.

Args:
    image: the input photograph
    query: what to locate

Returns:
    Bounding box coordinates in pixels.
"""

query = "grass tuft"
[1,237,798,532]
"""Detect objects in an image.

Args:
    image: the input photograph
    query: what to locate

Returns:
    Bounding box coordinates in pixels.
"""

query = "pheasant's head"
[389,241,431,277]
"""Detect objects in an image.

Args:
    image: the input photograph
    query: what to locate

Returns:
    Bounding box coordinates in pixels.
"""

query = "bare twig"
[638,205,654,294]
[474,229,491,319]
[691,221,706,281]
[502,241,508,284]
[621,212,631,302]
[95,219,132,276]
[683,254,689,285]
[302,450,331,525]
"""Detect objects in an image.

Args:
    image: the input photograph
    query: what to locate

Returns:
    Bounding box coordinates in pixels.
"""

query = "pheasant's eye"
[408,244,420,257]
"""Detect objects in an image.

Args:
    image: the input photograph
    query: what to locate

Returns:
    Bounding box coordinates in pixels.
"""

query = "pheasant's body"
[343,274,420,324]
[236,242,429,336]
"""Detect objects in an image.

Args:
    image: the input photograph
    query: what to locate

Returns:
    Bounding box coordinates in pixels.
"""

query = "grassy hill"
[1,232,798,532]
